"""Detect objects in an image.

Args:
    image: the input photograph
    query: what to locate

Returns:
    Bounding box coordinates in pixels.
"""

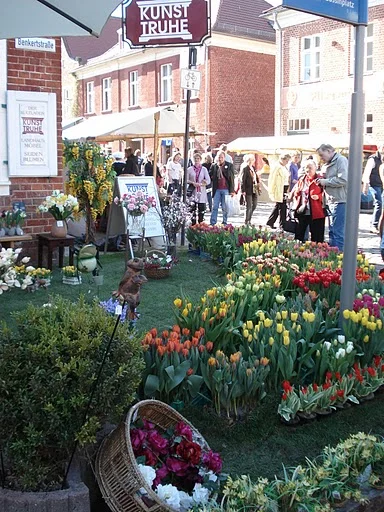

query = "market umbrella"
[0,0,123,38]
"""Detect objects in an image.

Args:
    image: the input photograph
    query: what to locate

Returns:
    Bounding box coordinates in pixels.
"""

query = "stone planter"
[0,481,90,512]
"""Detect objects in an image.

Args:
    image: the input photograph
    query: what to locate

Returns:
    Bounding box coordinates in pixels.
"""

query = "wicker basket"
[144,250,172,280]
[95,400,210,512]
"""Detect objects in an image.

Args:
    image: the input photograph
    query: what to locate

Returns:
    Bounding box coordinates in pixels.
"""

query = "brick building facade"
[62,0,276,159]
[265,0,384,141]
[0,38,63,244]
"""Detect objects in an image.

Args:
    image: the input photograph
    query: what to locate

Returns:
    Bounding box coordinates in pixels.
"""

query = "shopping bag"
[225,195,241,216]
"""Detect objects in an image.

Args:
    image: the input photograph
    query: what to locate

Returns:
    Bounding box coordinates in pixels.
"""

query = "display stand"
[104,176,165,259]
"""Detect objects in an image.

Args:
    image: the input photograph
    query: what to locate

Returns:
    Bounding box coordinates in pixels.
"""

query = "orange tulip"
[205,341,214,352]
[198,345,205,353]
[187,368,194,376]
[167,341,175,353]
[182,328,190,336]
[184,340,192,350]
[150,328,157,338]
[199,327,205,335]
[182,348,189,358]
[162,330,169,338]
[191,337,199,347]
[172,325,181,334]
[194,331,201,340]
[157,346,166,356]
[155,337,162,346]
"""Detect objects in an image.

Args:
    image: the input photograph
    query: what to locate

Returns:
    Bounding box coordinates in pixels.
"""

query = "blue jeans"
[328,202,346,251]
[210,189,229,225]
[369,186,383,228]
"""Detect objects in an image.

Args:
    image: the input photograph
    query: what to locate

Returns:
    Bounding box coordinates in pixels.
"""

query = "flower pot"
[315,407,334,416]
[63,276,82,285]
[7,227,16,236]
[15,226,24,236]
[93,275,104,286]
[51,220,67,238]
[0,228,5,237]
[361,392,375,402]
[297,411,317,421]
[279,415,300,426]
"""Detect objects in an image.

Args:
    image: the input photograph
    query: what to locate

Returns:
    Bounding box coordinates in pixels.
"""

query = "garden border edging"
[0,480,90,512]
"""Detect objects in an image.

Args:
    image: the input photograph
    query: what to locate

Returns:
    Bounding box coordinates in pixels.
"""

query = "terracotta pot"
[51,220,67,238]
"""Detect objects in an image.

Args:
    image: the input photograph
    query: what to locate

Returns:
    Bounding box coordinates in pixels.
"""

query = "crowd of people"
[107,141,384,259]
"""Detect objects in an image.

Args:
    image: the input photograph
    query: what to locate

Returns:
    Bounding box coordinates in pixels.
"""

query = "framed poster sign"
[106,175,165,240]
[7,90,58,177]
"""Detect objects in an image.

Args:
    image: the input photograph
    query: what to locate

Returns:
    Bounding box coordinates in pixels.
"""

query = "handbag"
[186,184,195,198]
[283,207,298,234]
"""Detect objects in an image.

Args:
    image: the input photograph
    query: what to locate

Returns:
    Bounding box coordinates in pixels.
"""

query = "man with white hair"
[316,144,348,251]
[362,143,384,234]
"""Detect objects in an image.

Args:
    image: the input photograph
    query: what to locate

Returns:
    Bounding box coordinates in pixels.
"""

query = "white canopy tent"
[0,0,123,38]
[62,106,193,142]
[227,134,376,155]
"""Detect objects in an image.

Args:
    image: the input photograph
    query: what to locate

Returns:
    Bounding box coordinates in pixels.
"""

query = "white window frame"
[350,23,373,74]
[160,64,172,103]
[301,35,321,82]
[365,113,373,135]
[129,70,139,107]
[288,118,310,133]
[102,77,112,112]
[86,81,94,114]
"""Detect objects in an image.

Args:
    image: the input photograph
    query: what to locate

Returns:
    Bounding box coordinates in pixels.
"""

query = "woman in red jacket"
[290,160,326,243]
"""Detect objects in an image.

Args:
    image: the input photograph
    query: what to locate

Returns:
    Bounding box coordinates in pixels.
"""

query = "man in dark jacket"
[362,143,384,234]
[124,147,140,176]
[210,150,235,225]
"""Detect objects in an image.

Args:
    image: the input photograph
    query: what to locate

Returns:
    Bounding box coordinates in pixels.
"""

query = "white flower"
[346,341,354,354]
[275,294,286,304]
[323,341,332,351]
[138,464,156,489]
[192,483,210,505]
[337,335,345,344]
[156,484,181,510]
[26,266,35,272]
[335,348,346,359]
[21,257,30,264]
[179,491,193,511]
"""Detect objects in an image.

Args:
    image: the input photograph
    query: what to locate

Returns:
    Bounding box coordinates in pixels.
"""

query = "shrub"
[0,295,144,491]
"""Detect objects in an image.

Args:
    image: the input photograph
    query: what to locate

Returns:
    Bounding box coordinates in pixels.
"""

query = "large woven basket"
[95,400,210,512]
[144,250,171,280]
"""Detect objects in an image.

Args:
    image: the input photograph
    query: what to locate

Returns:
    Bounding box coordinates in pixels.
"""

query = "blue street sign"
[282,0,368,25]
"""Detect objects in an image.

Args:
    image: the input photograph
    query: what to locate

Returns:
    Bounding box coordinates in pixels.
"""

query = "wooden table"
[37,233,75,270]
[0,234,33,248]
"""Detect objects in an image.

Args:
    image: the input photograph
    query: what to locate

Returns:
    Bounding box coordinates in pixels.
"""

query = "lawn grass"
[2,247,384,484]
[0,248,224,333]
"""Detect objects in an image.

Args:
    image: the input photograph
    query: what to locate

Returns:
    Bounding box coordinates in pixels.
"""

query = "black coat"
[210,162,235,197]
[241,165,259,195]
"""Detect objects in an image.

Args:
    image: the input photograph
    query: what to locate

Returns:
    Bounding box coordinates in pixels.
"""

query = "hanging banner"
[123,0,211,48]
[281,0,368,25]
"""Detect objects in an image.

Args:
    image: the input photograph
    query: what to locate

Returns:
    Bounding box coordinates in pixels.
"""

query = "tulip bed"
[141,223,384,424]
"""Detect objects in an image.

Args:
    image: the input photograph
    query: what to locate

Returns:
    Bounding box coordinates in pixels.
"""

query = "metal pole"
[340,24,365,316]
[181,46,197,246]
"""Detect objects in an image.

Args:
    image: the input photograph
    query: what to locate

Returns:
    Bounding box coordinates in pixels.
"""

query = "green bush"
[0,295,144,491]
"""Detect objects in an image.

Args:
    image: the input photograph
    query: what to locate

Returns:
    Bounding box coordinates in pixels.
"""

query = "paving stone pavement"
[206,201,383,271]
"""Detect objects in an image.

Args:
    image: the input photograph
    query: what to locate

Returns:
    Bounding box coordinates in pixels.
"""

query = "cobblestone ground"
[208,201,383,271]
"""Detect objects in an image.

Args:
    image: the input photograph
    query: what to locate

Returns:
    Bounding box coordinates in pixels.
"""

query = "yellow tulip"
[243,329,249,338]
[275,312,282,321]
[269,337,274,346]
[281,310,288,320]
[343,310,350,320]
[276,323,283,334]
[182,308,189,317]
[283,337,290,346]
[173,298,182,308]
[248,335,253,343]
[264,318,273,328]
[308,313,315,323]
[363,335,369,343]
[247,320,254,330]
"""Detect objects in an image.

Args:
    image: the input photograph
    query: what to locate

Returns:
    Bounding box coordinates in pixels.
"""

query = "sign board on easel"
[104,176,165,252]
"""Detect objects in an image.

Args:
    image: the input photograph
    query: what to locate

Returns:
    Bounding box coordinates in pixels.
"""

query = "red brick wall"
[208,46,275,148]
[280,5,384,139]
[77,45,275,157]
[6,38,63,237]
